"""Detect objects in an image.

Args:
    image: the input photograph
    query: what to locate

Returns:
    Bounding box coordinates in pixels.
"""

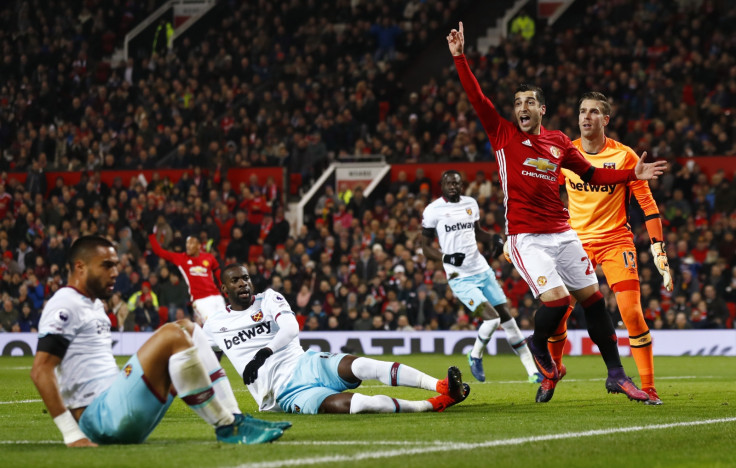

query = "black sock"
[582,293,622,370]
[532,297,570,349]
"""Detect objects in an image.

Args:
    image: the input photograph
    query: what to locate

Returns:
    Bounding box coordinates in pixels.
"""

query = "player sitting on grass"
[31,236,288,446]
[204,263,470,414]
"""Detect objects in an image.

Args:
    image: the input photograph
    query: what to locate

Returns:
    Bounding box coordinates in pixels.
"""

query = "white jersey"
[203,289,304,412]
[38,287,119,409]
[422,195,490,278]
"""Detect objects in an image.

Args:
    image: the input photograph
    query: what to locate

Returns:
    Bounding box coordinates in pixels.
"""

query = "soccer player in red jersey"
[447,22,666,402]
[149,232,225,325]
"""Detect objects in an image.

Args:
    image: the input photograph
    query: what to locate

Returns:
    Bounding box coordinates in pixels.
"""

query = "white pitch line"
[0,399,41,405]
[231,417,736,468]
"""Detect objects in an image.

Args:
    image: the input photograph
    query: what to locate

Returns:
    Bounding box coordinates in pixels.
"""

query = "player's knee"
[160,321,193,348]
[174,318,195,335]
[474,302,497,320]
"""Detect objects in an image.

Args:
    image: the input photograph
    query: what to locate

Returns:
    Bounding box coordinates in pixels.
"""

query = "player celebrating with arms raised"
[204,263,470,415]
[447,22,666,402]
[148,232,224,324]
[421,170,542,384]
[538,92,672,404]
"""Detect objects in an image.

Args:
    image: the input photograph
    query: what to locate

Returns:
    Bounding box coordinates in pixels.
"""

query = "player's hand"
[447,21,465,56]
[67,437,98,447]
[490,234,505,258]
[442,252,465,267]
[634,151,667,180]
[242,347,273,385]
[650,242,673,291]
[502,240,511,263]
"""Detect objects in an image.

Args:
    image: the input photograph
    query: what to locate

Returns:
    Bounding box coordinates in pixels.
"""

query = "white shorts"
[507,230,597,298]
[192,294,228,324]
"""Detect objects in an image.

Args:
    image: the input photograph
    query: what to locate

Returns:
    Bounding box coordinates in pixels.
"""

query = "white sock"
[351,357,438,391]
[501,318,538,376]
[349,393,433,413]
[169,346,234,427]
[471,318,500,359]
[191,324,240,415]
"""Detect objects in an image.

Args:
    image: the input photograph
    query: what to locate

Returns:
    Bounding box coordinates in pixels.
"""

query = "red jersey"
[453,55,638,235]
[148,234,221,301]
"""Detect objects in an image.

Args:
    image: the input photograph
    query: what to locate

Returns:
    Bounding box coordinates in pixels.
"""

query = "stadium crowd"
[0,0,735,333]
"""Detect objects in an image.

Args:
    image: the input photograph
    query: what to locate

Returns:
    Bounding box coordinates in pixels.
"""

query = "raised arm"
[148,233,179,263]
[448,22,514,147]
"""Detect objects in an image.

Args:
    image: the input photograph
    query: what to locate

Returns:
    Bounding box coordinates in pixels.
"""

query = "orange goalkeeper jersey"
[560,137,659,243]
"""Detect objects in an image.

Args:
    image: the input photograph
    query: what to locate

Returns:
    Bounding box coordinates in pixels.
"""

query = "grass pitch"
[1,354,735,468]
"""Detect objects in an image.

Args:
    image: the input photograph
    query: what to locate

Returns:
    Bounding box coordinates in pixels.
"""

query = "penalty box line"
[233,417,736,468]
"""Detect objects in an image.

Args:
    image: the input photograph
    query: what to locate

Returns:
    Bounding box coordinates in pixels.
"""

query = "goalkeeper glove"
[502,239,511,263]
[442,252,466,267]
[242,347,273,385]
[650,241,673,292]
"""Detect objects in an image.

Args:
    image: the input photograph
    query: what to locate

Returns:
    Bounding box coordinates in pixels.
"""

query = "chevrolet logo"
[523,158,558,172]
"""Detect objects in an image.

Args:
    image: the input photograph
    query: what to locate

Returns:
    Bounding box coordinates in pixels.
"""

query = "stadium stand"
[0,0,734,332]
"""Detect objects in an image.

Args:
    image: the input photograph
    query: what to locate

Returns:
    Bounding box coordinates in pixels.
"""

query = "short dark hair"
[514,83,546,106]
[578,91,611,116]
[68,236,115,271]
[221,263,246,283]
[441,170,462,183]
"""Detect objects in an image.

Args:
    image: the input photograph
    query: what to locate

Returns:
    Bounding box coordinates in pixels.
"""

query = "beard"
[87,276,114,301]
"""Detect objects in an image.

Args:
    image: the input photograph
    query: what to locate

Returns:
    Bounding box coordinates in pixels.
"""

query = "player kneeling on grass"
[205,263,470,414]
[30,236,289,447]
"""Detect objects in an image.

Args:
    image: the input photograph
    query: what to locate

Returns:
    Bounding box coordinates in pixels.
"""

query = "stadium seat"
[290,173,302,196]
[249,244,264,261]
[727,302,736,329]
[158,306,169,328]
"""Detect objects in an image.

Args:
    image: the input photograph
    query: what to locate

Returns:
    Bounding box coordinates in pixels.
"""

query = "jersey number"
[622,251,637,269]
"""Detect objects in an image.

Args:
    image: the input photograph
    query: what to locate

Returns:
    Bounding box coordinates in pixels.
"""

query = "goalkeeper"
[420,170,542,384]
[544,91,672,405]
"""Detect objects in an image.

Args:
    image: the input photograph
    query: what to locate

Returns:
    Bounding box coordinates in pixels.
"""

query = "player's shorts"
[507,230,597,298]
[448,268,507,311]
[276,350,360,415]
[583,239,639,287]
[193,294,228,324]
[79,354,174,444]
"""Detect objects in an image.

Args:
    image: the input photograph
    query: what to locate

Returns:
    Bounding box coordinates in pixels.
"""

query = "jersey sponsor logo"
[124,364,133,377]
[251,311,263,322]
[189,265,209,277]
[603,162,616,169]
[567,178,616,195]
[549,146,561,157]
[537,276,547,286]
[524,157,557,172]
[444,221,473,232]
[223,322,272,349]
[521,170,557,181]
[96,319,111,335]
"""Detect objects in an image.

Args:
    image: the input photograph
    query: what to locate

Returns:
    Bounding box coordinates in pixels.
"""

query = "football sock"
[169,346,234,427]
[349,393,432,413]
[351,358,438,391]
[500,318,536,375]
[548,305,573,367]
[615,288,655,389]
[531,297,571,349]
[471,318,500,359]
[191,324,240,415]
[581,292,622,370]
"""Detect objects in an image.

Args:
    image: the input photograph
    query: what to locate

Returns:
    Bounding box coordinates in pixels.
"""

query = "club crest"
[251,311,264,322]
[537,276,547,286]
[603,162,616,169]
[549,146,560,157]
[124,364,132,377]
[466,208,472,215]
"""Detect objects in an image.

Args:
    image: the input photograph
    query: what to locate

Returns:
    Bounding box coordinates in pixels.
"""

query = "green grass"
[1,354,735,468]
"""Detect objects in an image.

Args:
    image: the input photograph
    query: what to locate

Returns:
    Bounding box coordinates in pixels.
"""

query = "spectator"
[1,299,19,332]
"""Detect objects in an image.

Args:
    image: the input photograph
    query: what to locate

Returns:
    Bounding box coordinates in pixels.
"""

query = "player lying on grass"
[204,263,470,414]
[30,236,288,447]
